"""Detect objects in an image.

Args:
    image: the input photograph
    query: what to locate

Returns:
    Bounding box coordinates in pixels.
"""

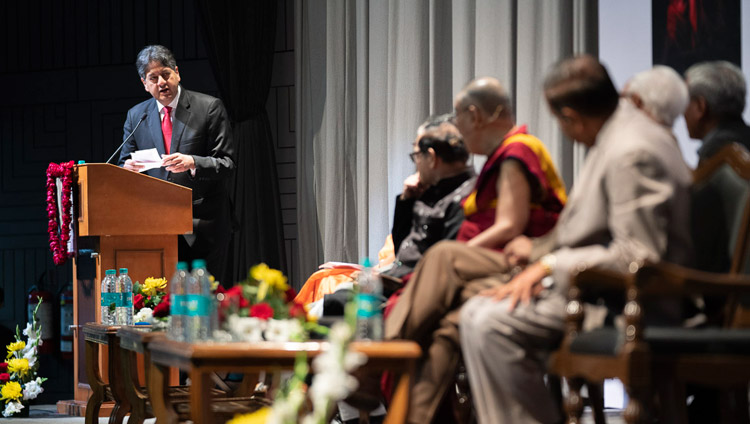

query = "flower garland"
[46,161,75,265]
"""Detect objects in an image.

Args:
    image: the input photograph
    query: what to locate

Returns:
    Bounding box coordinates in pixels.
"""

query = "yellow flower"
[226,407,270,424]
[257,281,268,301]
[209,275,219,292]
[142,277,167,297]
[8,358,29,377]
[250,263,288,292]
[6,341,25,359]
[0,381,22,403]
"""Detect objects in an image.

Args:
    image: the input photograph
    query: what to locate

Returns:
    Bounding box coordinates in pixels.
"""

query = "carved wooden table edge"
[146,339,421,424]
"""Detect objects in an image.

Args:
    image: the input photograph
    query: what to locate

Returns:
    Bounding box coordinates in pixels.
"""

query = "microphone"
[107,112,148,164]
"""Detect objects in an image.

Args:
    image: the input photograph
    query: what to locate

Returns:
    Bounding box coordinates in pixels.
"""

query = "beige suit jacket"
[548,99,693,293]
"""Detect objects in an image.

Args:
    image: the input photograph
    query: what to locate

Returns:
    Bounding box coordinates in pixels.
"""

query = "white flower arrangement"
[134,307,154,324]
[226,319,365,424]
[1,301,47,417]
[223,316,304,343]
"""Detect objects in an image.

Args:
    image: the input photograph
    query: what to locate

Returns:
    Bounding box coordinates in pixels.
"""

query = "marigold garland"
[46,161,75,265]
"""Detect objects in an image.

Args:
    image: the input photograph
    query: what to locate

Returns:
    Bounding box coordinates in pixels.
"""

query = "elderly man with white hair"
[622,65,689,128]
[684,60,750,164]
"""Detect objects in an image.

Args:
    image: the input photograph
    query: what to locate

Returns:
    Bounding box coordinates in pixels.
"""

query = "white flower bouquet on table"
[0,301,47,417]
[225,309,366,424]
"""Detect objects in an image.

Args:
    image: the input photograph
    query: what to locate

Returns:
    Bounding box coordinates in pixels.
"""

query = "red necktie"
[162,106,173,154]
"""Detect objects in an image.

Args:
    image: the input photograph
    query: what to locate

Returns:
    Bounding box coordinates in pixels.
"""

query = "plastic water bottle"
[355,258,383,340]
[116,268,134,325]
[185,259,213,342]
[168,262,189,341]
[100,269,117,325]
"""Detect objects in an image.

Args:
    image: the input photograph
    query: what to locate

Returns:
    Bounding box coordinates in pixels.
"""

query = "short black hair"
[136,45,177,79]
[544,55,619,118]
[416,121,469,164]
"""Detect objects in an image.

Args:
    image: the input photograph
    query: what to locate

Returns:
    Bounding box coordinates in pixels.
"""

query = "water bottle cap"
[119,268,128,273]
[360,257,373,268]
[77,160,86,164]
[176,262,188,270]
[191,259,206,269]
[105,269,116,275]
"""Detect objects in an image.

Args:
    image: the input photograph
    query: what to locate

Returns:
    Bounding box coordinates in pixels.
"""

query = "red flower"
[222,286,249,309]
[288,302,306,319]
[214,285,226,295]
[152,297,170,318]
[0,363,7,372]
[0,373,9,382]
[250,302,274,320]
[133,294,144,310]
[284,287,298,303]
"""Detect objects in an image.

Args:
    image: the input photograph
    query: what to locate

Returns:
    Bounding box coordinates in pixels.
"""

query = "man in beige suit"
[459,56,692,423]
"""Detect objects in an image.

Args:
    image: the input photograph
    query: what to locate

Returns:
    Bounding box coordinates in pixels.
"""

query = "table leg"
[384,372,411,424]
[121,347,149,424]
[108,337,131,424]
[84,339,106,424]
[149,361,179,424]
[190,369,213,424]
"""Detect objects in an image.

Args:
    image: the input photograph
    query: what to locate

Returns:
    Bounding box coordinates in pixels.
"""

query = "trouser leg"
[460,294,565,424]
[385,240,511,343]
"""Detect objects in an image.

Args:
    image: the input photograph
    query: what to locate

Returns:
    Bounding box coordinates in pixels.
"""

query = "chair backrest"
[691,143,750,325]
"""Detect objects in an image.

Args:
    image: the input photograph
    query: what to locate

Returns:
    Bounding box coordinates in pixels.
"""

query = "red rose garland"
[46,161,75,265]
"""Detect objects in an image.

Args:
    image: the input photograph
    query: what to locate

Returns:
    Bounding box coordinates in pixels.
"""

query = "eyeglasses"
[409,151,423,163]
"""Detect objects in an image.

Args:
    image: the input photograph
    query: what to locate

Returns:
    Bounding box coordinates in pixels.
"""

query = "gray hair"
[624,65,689,126]
[135,45,177,79]
[685,61,746,120]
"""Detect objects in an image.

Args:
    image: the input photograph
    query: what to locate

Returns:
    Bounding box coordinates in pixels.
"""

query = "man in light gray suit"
[459,55,693,423]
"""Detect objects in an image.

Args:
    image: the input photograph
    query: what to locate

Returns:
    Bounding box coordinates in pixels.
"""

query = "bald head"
[456,77,513,119]
[544,55,619,118]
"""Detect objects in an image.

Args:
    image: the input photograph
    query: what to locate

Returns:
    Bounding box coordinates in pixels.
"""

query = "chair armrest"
[635,261,750,297]
[570,266,630,291]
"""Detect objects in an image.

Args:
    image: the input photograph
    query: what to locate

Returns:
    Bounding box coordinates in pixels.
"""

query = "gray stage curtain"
[296,0,597,281]
[196,0,286,285]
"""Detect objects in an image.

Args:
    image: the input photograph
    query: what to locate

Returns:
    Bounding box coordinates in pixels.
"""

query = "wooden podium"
[60,163,192,415]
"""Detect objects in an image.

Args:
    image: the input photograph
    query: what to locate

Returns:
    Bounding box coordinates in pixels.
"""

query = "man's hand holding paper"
[125,148,163,172]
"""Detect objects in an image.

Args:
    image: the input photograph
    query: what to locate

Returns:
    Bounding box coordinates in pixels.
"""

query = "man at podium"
[118,45,236,283]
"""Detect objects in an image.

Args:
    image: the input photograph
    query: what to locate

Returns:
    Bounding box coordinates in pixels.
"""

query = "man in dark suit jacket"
[118,45,235,283]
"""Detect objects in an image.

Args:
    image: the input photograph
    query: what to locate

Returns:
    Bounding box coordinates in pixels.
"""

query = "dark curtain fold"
[195,0,286,285]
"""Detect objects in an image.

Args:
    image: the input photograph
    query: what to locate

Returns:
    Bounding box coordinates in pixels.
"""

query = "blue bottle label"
[355,293,381,318]
[101,293,119,309]
[170,294,184,315]
[121,292,133,307]
[184,294,210,317]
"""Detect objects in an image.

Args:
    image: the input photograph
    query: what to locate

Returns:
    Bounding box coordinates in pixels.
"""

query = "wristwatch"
[539,254,557,289]
[539,254,557,276]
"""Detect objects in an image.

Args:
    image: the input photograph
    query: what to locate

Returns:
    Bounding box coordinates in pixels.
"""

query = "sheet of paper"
[130,148,163,172]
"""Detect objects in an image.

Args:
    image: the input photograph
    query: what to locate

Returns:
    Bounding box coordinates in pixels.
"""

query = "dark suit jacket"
[118,88,236,257]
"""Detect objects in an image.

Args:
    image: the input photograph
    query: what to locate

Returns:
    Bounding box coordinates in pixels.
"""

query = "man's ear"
[694,96,708,118]
[141,78,148,92]
[629,93,644,110]
[427,147,438,168]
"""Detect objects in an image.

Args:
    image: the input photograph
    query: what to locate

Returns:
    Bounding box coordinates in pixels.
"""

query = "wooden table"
[83,323,125,424]
[147,339,422,424]
[116,325,164,424]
